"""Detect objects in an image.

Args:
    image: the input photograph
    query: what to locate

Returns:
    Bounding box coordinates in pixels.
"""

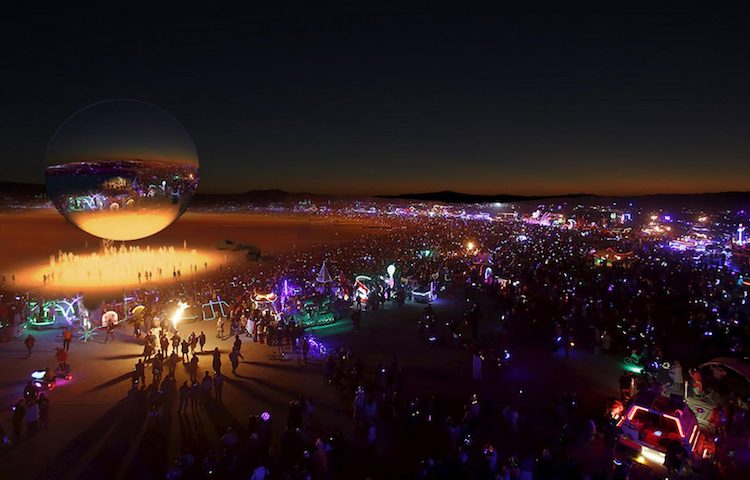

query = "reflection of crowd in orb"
[48,160,200,216]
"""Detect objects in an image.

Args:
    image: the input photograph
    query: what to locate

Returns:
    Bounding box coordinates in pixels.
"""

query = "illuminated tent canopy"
[316,260,333,283]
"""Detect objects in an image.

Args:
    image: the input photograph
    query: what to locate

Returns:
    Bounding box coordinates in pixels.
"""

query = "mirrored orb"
[45,99,199,241]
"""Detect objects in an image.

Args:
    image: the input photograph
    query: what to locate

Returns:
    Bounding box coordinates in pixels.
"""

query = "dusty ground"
[0,210,375,294]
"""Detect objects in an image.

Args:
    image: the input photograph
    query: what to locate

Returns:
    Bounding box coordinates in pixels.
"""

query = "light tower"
[738,224,746,246]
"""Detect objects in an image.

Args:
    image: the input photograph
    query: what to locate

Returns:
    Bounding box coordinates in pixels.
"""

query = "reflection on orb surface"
[45,99,200,241]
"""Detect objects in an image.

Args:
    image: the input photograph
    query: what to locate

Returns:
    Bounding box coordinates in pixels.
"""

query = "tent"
[316,260,333,284]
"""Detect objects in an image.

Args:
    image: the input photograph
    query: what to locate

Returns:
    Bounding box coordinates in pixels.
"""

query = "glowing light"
[689,425,699,447]
[101,310,118,326]
[627,405,648,420]
[253,292,278,303]
[640,446,666,465]
[171,301,188,328]
[387,264,396,278]
[202,299,229,321]
[466,241,475,251]
[12,244,223,292]
[354,275,372,303]
[663,413,685,437]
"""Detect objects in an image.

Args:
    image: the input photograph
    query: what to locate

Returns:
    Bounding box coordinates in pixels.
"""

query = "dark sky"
[1,3,748,195]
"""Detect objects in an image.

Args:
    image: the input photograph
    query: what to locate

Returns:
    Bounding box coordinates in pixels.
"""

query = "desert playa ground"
[0,209,380,294]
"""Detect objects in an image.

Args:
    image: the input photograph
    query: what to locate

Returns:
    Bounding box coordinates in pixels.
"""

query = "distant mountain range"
[376,190,594,204]
[377,190,750,206]
[1,182,749,208]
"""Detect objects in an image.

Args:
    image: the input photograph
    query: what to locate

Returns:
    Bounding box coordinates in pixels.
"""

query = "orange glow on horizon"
[12,245,231,293]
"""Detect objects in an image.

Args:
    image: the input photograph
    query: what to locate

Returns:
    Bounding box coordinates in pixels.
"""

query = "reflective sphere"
[45,99,199,241]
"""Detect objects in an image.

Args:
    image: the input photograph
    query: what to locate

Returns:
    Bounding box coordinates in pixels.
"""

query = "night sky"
[1,3,748,196]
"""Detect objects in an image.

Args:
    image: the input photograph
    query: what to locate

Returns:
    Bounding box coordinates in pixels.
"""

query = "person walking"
[213,373,224,402]
[62,327,72,351]
[24,334,35,358]
[104,322,115,343]
[302,336,310,364]
[38,394,49,429]
[168,351,179,377]
[181,339,190,363]
[152,354,163,384]
[189,354,199,382]
[229,348,244,375]
[171,332,181,355]
[12,400,25,439]
[212,347,222,375]
[133,318,141,338]
[178,381,190,413]
[250,315,255,339]
[200,371,213,405]
[190,380,200,410]
[198,331,206,352]
[160,334,169,356]
[134,359,146,386]
[216,316,225,339]
[143,342,154,363]
[25,399,39,435]
[190,333,199,355]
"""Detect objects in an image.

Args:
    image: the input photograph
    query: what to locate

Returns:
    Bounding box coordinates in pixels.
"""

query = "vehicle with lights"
[291,295,337,328]
[31,368,56,391]
[616,391,714,470]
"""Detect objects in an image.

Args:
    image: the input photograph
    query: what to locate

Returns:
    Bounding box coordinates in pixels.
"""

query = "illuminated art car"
[292,295,337,328]
[617,391,713,468]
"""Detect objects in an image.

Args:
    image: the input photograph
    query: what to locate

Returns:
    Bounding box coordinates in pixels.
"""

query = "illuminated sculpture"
[253,292,279,319]
[738,224,746,246]
[27,295,83,329]
[45,99,200,241]
[202,299,230,322]
[354,275,372,304]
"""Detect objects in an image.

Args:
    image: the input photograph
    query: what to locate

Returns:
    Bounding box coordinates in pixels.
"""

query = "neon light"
[201,299,229,321]
[640,446,666,465]
[627,405,648,420]
[663,413,685,438]
[354,275,372,303]
[689,425,699,448]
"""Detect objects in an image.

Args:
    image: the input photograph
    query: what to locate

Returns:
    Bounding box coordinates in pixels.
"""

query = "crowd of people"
[1,211,750,478]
